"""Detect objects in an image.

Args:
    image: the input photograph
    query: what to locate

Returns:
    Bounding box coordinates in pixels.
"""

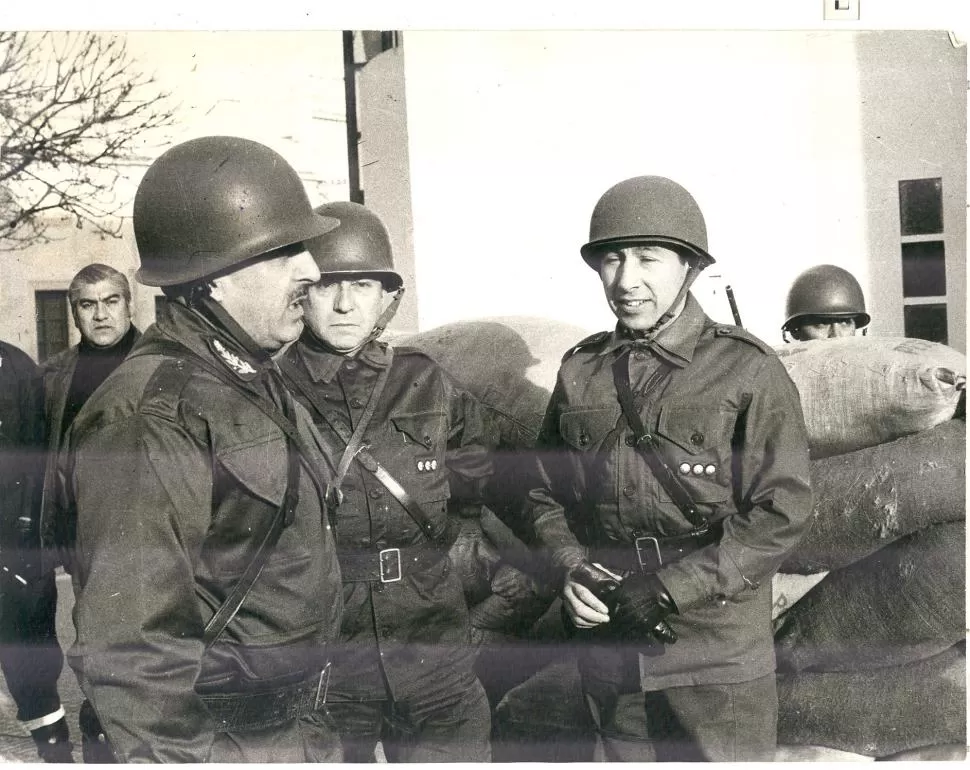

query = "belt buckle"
[634,536,662,573]
[379,548,402,583]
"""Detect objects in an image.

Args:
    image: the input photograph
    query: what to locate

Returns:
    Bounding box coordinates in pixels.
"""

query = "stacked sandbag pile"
[402,320,967,760]
[770,336,966,759]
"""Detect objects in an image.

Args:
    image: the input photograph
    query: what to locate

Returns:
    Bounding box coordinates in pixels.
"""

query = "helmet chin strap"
[626,263,702,339]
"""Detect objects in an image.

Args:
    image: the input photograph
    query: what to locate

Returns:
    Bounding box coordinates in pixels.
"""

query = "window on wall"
[35,290,71,363]
[898,178,946,344]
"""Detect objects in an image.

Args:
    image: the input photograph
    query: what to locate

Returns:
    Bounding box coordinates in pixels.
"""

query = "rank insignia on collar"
[210,338,257,378]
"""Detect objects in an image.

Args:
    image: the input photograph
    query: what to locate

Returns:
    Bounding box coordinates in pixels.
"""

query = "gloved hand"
[568,560,623,612]
[561,560,623,629]
[31,716,74,763]
[613,572,679,644]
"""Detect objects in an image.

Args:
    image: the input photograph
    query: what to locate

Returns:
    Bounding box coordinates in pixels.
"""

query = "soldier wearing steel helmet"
[278,202,494,761]
[526,176,813,761]
[58,136,344,762]
[782,264,871,342]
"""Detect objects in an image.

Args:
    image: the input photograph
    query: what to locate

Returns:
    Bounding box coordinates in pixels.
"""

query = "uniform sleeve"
[525,376,586,569]
[0,347,46,583]
[67,414,215,763]
[442,373,493,507]
[659,355,813,611]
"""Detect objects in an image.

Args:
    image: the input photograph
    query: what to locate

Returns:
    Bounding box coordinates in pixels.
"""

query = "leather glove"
[567,560,623,612]
[613,572,679,645]
[31,716,74,763]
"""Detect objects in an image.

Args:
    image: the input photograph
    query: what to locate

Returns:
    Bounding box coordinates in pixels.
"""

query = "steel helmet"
[580,176,715,270]
[782,265,870,332]
[133,136,338,287]
[305,201,403,291]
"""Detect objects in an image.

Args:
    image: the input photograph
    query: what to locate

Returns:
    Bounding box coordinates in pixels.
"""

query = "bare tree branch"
[0,31,176,249]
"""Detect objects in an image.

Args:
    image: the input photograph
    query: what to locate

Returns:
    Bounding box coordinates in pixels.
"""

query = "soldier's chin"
[614,309,661,331]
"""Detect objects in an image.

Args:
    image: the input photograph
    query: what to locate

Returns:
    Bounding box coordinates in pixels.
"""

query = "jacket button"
[692,463,705,476]
[625,435,636,446]
[350,397,364,409]
[633,351,648,361]
[691,431,704,446]
[704,464,716,476]
[369,488,383,499]
[579,433,589,446]
[622,484,636,497]
[679,462,691,475]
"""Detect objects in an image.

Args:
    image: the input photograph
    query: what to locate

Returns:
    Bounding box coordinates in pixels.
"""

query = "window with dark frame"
[898,178,947,344]
[35,290,71,363]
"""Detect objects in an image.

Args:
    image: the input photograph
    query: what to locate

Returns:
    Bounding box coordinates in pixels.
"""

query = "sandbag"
[775,336,965,459]
[399,316,594,450]
[774,521,965,672]
[782,419,966,574]
[777,642,966,758]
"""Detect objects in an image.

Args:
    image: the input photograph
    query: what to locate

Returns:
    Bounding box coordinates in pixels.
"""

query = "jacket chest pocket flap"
[654,403,734,502]
[217,433,288,508]
[389,410,447,450]
[560,406,619,451]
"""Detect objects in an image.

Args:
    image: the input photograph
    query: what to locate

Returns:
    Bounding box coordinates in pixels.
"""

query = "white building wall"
[399,31,965,347]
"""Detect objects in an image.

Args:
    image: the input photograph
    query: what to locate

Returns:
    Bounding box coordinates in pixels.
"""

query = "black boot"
[30,716,75,763]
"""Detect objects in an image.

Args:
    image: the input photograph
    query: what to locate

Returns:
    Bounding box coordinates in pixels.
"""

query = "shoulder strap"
[562,331,610,362]
[279,356,450,544]
[203,433,300,647]
[611,351,709,532]
[329,348,394,505]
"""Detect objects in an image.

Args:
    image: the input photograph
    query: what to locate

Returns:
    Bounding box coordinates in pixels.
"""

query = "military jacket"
[62,302,342,762]
[528,295,812,689]
[282,334,492,702]
[38,332,141,569]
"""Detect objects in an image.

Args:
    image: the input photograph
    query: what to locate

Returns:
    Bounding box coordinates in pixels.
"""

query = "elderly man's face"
[73,280,132,348]
[598,245,690,332]
[209,249,321,353]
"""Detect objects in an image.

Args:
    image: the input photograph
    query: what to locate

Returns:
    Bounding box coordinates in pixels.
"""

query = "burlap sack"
[400,316,593,449]
[781,419,966,574]
[775,336,965,459]
[774,521,965,672]
[776,642,966,758]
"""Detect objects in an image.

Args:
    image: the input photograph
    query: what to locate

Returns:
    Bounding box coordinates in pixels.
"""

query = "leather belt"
[338,531,456,584]
[201,666,330,732]
[589,523,721,575]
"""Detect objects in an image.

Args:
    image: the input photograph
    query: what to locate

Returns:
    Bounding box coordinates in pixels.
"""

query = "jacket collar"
[295,331,390,384]
[599,293,707,368]
[152,300,274,384]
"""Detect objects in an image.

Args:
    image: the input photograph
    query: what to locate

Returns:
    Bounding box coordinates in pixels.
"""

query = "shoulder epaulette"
[711,325,776,356]
[386,343,434,363]
[561,331,611,362]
